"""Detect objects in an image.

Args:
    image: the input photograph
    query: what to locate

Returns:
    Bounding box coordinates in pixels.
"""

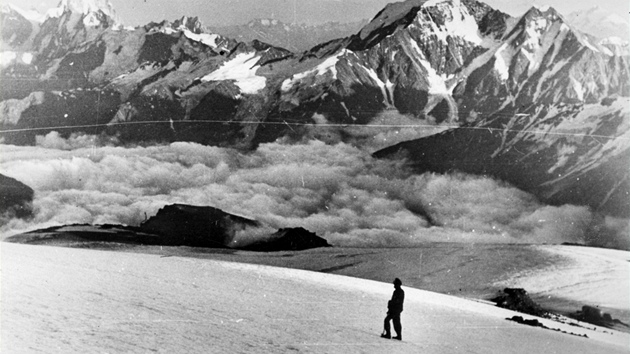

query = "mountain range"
[209,18,369,53]
[0,0,628,219]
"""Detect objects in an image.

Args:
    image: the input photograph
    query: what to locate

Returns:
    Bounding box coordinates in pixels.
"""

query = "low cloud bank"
[1,132,627,249]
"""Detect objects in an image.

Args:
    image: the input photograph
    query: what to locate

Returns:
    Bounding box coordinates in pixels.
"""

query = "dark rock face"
[374,124,630,217]
[140,204,261,248]
[241,227,331,252]
[0,174,34,220]
[491,288,548,317]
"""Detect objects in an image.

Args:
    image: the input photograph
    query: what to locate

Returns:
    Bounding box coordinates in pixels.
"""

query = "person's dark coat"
[388,287,404,314]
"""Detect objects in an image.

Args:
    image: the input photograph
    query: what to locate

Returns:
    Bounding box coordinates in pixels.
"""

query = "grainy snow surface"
[496,245,630,310]
[2,243,628,353]
[201,52,266,94]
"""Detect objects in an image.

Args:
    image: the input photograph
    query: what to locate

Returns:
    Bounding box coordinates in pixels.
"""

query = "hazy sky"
[5,0,629,26]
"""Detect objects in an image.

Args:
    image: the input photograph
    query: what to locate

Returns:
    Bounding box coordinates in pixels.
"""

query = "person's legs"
[392,314,402,340]
[382,314,392,338]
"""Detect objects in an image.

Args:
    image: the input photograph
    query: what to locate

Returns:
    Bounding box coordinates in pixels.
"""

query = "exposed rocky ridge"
[6,204,330,251]
[491,288,548,317]
[139,204,262,248]
[239,227,331,252]
[1,0,628,216]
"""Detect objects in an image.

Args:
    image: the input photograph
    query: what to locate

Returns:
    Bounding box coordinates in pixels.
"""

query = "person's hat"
[393,278,402,286]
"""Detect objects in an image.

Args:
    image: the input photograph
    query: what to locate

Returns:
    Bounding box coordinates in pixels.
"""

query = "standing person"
[382,278,404,340]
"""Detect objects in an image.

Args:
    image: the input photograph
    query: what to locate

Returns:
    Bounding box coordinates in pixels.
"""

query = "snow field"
[201,52,266,94]
[2,243,628,353]
[495,245,630,310]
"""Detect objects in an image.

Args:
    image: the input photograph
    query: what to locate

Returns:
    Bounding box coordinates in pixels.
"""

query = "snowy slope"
[1,242,628,353]
[496,245,630,310]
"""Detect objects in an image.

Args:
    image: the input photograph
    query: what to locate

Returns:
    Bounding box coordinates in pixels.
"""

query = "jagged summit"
[521,5,566,22]
[171,16,206,34]
[46,0,118,24]
[355,0,424,44]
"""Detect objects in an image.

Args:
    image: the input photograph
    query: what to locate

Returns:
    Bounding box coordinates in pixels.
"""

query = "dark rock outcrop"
[241,227,331,252]
[491,288,548,317]
[507,316,545,328]
[140,204,261,248]
[0,174,34,220]
[577,305,630,329]
[6,203,332,252]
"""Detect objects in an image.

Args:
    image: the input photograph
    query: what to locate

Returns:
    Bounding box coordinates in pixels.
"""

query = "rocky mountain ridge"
[1,0,628,217]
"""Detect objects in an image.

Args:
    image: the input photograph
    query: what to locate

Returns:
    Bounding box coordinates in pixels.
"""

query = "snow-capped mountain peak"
[1,0,628,219]
[45,0,118,25]
[2,4,46,23]
[172,16,205,34]
[356,0,424,42]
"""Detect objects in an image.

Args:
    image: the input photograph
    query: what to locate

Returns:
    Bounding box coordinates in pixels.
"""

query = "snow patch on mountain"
[407,38,450,94]
[363,66,392,106]
[4,4,46,23]
[533,4,551,12]
[82,12,101,27]
[0,52,18,67]
[182,30,222,49]
[281,50,349,92]
[493,45,511,80]
[200,52,266,94]
[570,77,584,102]
[0,51,34,67]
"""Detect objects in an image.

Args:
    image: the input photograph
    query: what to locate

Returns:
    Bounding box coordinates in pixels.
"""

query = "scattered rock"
[507,315,589,338]
[577,305,629,329]
[508,316,544,327]
[491,288,548,317]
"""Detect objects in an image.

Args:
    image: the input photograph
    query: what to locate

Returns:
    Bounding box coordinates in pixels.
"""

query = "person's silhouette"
[382,278,404,340]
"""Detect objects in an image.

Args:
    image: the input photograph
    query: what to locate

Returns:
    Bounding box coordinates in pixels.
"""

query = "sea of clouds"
[1,131,628,249]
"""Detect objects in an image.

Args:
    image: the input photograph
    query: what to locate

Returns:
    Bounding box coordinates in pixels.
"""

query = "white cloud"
[1,134,626,249]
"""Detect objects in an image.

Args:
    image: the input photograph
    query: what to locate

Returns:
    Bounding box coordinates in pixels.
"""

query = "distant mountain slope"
[0,174,33,220]
[210,19,368,53]
[566,6,630,41]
